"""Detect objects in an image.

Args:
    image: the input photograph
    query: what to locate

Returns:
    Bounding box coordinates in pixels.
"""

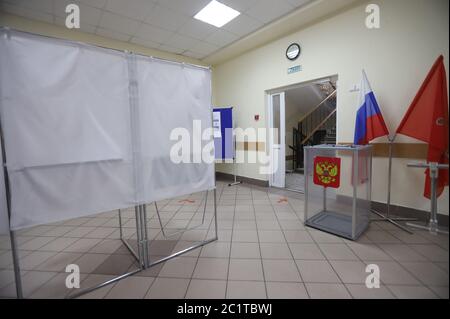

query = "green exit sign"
[287,65,302,74]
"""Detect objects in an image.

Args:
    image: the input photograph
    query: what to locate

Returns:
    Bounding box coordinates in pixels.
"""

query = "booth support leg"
[147,188,219,268]
[213,188,218,241]
[1,120,24,299]
[118,209,123,239]
[10,230,23,299]
[141,204,149,268]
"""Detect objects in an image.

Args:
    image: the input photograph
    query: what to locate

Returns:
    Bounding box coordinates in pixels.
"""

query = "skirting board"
[216,172,269,187]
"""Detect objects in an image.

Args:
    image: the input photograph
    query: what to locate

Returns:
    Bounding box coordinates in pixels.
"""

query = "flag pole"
[370,134,418,233]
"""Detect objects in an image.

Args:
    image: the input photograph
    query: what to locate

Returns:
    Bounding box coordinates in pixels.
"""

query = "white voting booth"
[0,28,217,298]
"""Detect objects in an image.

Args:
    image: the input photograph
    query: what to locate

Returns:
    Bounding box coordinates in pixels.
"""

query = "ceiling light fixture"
[194,0,240,28]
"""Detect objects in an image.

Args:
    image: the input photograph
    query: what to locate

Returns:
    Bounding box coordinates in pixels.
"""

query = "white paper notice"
[213,111,221,138]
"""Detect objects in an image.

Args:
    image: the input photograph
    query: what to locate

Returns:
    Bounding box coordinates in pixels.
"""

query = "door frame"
[265,74,339,189]
[267,92,286,188]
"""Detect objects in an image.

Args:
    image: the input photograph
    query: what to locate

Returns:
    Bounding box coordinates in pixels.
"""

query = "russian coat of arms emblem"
[313,156,341,188]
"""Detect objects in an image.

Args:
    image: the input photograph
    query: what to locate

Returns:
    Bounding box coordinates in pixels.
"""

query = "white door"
[269,92,285,188]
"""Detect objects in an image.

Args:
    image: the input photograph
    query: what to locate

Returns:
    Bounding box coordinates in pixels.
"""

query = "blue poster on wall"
[213,107,234,160]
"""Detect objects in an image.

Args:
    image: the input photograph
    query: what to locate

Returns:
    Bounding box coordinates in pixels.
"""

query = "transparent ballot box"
[304,145,372,240]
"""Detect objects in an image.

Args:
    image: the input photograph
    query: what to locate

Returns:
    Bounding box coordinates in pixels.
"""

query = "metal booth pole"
[0,112,23,299]
[406,162,449,234]
[229,111,242,187]
[370,135,417,233]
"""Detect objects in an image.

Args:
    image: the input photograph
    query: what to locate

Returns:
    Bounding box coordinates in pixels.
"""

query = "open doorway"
[268,76,337,193]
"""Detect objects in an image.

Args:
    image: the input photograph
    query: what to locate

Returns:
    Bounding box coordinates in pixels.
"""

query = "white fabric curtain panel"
[136,56,214,204]
[0,29,213,231]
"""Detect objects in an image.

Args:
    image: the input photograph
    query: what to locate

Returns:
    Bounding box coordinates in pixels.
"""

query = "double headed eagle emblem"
[315,161,339,185]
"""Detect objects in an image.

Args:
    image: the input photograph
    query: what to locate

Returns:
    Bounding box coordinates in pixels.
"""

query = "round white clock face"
[286,43,301,60]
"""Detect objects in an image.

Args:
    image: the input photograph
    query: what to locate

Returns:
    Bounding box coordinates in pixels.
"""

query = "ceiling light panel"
[194,0,240,28]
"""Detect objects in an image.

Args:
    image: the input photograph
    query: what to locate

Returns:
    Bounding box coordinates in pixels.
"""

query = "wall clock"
[286,43,301,61]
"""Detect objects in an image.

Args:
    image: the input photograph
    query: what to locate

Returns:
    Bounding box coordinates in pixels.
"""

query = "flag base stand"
[370,209,416,233]
[405,162,449,235]
[228,157,242,187]
[369,138,417,234]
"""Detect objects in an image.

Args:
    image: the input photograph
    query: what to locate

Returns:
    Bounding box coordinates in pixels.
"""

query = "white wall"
[212,0,449,214]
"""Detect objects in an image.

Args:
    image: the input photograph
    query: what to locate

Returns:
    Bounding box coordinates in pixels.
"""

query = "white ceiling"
[0,0,313,60]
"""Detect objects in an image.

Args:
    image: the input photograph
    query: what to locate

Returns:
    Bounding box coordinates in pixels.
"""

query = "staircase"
[289,81,337,171]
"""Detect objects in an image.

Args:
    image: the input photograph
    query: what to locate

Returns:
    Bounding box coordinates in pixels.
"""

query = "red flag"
[396,55,449,198]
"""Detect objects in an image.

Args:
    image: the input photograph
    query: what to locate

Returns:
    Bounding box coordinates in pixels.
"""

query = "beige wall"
[0,12,206,66]
[212,0,449,214]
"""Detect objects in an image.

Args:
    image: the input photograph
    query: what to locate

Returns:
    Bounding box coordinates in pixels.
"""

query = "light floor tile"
[262,259,301,282]
[64,238,102,253]
[318,243,358,260]
[226,281,266,299]
[230,242,261,259]
[145,277,189,299]
[228,259,264,281]
[193,258,229,280]
[283,230,314,243]
[289,243,324,260]
[75,274,116,299]
[329,260,368,284]
[0,270,57,298]
[36,252,83,272]
[266,282,308,299]
[258,230,285,243]
[388,285,438,299]
[105,276,154,299]
[375,261,421,285]
[305,283,352,299]
[232,230,259,243]
[308,230,344,243]
[18,237,56,250]
[378,244,428,262]
[19,251,57,270]
[74,253,110,274]
[159,256,197,279]
[39,237,79,252]
[410,244,449,262]
[200,242,230,258]
[400,261,449,286]
[296,260,340,283]
[186,279,226,299]
[429,286,449,299]
[346,284,395,299]
[260,243,292,259]
[347,243,392,261]
[29,273,72,299]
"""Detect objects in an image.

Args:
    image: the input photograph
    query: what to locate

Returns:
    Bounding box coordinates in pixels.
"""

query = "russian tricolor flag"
[354,70,389,145]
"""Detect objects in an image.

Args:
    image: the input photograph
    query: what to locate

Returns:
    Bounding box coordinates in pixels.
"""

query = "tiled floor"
[285,172,305,192]
[0,180,448,299]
